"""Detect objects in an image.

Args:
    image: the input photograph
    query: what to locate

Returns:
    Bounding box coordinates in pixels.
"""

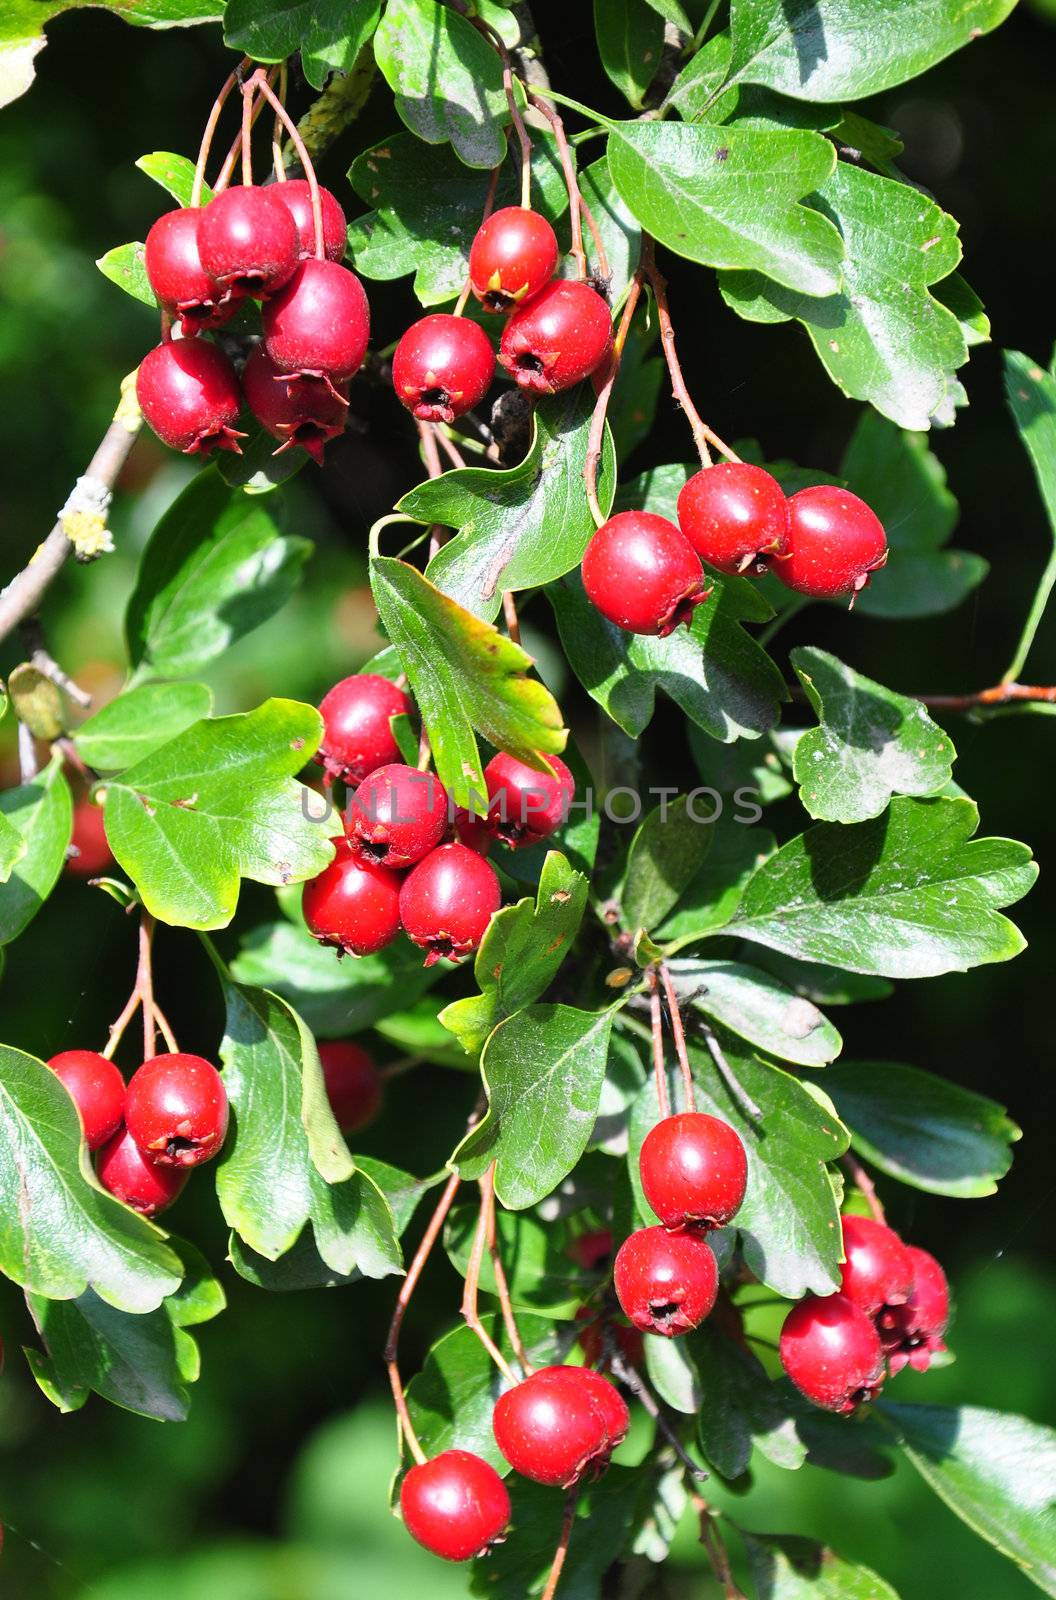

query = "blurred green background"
[1,4,1055,1596]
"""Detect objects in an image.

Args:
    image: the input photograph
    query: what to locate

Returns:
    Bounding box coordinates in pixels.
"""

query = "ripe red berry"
[144,207,238,335]
[47,1049,125,1151]
[400,1449,510,1562]
[492,1364,628,1487]
[392,313,495,424]
[613,1225,718,1337]
[775,485,888,599]
[317,1039,383,1133]
[780,1292,886,1413]
[451,806,492,855]
[242,346,348,463]
[483,751,574,849]
[136,339,245,457]
[262,258,370,394]
[125,1053,228,1168]
[96,1128,188,1217]
[582,511,709,636]
[469,206,559,313]
[303,841,403,956]
[272,178,347,262]
[881,1245,950,1374]
[575,1305,644,1369]
[838,1214,914,1317]
[639,1112,748,1231]
[568,1229,614,1272]
[499,280,613,394]
[65,800,113,877]
[347,763,449,868]
[399,842,501,965]
[197,185,299,297]
[317,674,414,785]
[677,462,790,575]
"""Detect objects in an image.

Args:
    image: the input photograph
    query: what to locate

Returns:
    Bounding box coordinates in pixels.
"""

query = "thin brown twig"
[240,68,256,187]
[461,1165,519,1383]
[434,430,468,470]
[697,1019,763,1123]
[584,275,644,526]
[502,590,521,645]
[271,62,288,182]
[841,1152,886,1224]
[649,969,672,1119]
[607,1350,709,1482]
[483,1176,534,1375]
[211,71,277,194]
[659,962,697,1111]
[576,191,610,282]
[541,1485,580,1600]
[919,682,1056,710]
[191,58,250,207]
[641,236,741,468]
[254,74,325,259]
[691,1494,747,1600]
[17,724,39,784]
[384,1169,463,1466]
[526,92,587,280]
[138,914,157,1061]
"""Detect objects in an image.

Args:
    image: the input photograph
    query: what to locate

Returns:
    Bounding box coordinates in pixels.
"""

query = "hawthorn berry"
[838,1214,914,1317]
[483,751,574,849]
[568,1229,614,1272]
[262,258,370,394]
[677,461,789,575]
[613,1225,718,1337]
[65,800,113,877]
[492,1364,627,1487]
[317,1039,383,1133]
[779,1292,886,1413]
[347,764,449,868]
[581,511,708,636]
[775,485,888,599]
[639,1112,748,1231]
[398,842,501,965]
[96,1128,187,1217]
[242,345,348,462]
[197,184,299,297]
[136,339,245,457]
[125,1053,228,1168]
[451,806,492,855]
[499,280,613,394]
[316,674,413,785]
[400,1449,510,1563]
[144,207,238,334]
[392,313,495,424]
[575,1305,644,1369]
[47,1049,125,1151]
[303,841,403,956]
[469,206,559,312]
[272,178,348,262]
[881,1245,950,1374]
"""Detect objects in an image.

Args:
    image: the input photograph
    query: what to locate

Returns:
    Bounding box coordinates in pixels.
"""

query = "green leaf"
[103,699,332,931]
[880,1402,1056,1597]
[217,422,310,496]
[1005,348,1056,572]
[0,1045,182,1313]
[224,0,380,90]
[653,816,777,952]
[622,795,714,934]
[666,957,842,1067]
[134,151,209,207]
[369,555,567,810]
[730,798,1037,979]
[825,1060,1020,1197]
[126,467,311,678]
[374,0,509,169]
[444,1203,585,1317]
[73,682,213,772]
[96,241,154,307]
[0,810,25,884]
[595,0,665,108]
[456,1004,618,1209]
[743,1533,900,1598]
[642,0,692,29]
[0,757,72,945]
[580,155,644,306]
[750,950,893,1006]
[694,1328,806,1477]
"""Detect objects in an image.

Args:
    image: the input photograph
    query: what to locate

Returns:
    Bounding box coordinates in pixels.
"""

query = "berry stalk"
[641,236,740,470]
[584,273,644,527]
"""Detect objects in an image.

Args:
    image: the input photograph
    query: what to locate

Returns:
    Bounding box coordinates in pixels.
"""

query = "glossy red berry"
[197,184,299,297]
[469,206,559,313]
[347,763,449,868]
[775,485,888,599]
[881,1246,950,1374]
[318,1039,383,1133]
[780,1292,886,1413]
[317,675,414,785]
[272,179,347,262]
[639,1112,748,1231]
[392,314,495,424]
[242,346,348,463]
[613,1225,718,1337]
[144,207,238,334]
[483,751,574,849]
[677,462,789,575]
[838,1214,914,1317]
[263,258,370,394]
[136,339,245,457]
[451,806,492,855]
[400,1449,510,1562]
[492,1364,628,1487]
[499,280,613,394]
[47,1049,125,1151]
[125,1053,228,1168]
[65,800,113,877]
[399,842,501,965]
[303,842,403,956]
[96,1128,187,1217]
[582,511,708,636]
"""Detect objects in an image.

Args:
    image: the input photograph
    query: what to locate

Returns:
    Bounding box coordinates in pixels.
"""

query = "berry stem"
[916,681,1056,710]
[840,1152,886,1224]
[240,69,256,187]
[137,912,157,1062]
[607,1349,710,1482]
[470,14,534,209]
[691,1496,747,1600]
[211,71,276,195]
[658,962,697,1112]
[525,92,588,281]
[152,998,180,1055]
[584,273,644,527]
[484,1174,534,1375]
[191,57,252,208]
[254,74,325,260]
[648,969,672,1119]
[540,1485,580,1600]
[641,236,741,469]
[502,590,521,645]
[434,430,468,470]
[461,1164,519,1384]
[272,62,288,183]
[696,1019,764,1123]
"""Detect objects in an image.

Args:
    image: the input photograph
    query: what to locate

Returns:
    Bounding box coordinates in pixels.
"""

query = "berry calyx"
[65,800,114,877]
[144,208,239,335]
[838,1214,914,1317]
[499,280,613,394]
[677,462,789,575]
[469,206,559,313]
[398,842,501,965]
[96,1128,187,1217]
[241,346,348,463]
[272,179,348,262]
[125,1053,229,1168]
[613,1225,719,1337]
[346,763,449,868]
[492,1364,628,1487]
[775,485,888,599]
[391,313,495,424]
[303,841,403,956]
[779,1292,886,1413]
[483,751,574,849]
[318,1039,383,1133]
[317,674,414,785]
[639,1112,748,1231]
[262,258,370,394]
[881,1246,950,1374]
[47,1049,125,1151]
[581,511,708,636]
[137,339,245,457]
[400,1449,510,1563]
[197,185,299,297]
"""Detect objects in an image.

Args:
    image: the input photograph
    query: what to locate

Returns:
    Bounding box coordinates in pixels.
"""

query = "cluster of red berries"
[138,179,368,462]
[48,1048,228,1217]
[582,464,888,636]
[780,1215,950,1413]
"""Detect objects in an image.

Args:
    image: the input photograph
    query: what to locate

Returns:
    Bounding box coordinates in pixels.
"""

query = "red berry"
[838,1215,914,1317]
[347,763,449,868]
[317,674,413,785]
[451,806,492,855]
[780,1292,886,1413]
[303,842,403,956]
[881,1246,950,1374]
[677,462,789,575]
[96,1128,188,1217]
[47,1049,125,1151]
[318,1039,383,1133]
[775,486,887,599]
[499,280,613,394]
[399,842,501,965]
[568,1229,614,1272]
[242,345,348,463]
[492,1365,627,1487]
[144,207,239,335]
[262,258,370,394]
[272,178,347,262]
[575,1305,644,1369]
[639,1112,748,1231]
[613,1225,718,1337]
[581,511,708,636]
[392,314,495,424]
[125,1053,228,1168]
[483,751,574,849]
[197,184,299,297]
[469,206,559,313]
[65,800,113,877]
[136,339,245,457]
[400,1449,510,1562]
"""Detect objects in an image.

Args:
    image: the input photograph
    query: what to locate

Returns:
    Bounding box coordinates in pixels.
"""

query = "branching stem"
[461,1165,519,1383]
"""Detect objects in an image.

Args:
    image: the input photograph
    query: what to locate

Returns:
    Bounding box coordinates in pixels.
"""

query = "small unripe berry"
[144,207,239,334]
[303,841,403,957]
[47,1049,125,1151]
[582,511,708,636]
[492,1364,628,1487]
[469,206,559,312]
[499,280,613,394]
[639,1112,748,1230]
[881,1245,950,1374]
[400,1449,510,1562]
[125,1053,228,1168]
[839,1214,914,1316]
[483,751,574,849]
[392,313,495,424]
[197,185,299,297]
[65,800,113,878]
[272,179,348,261]
[399,842,501,965]
[775,486,887,599]
[96,1128,187,1217]
[677,462,789,575]
[137,340,245,457]
[613,1225,718,1337]
[317,1040,383,1133]
[263,258,370,392]
[780,1291,886,1413]
[347,764,449,868]
[317,674,413,785]
[242,346,348,463]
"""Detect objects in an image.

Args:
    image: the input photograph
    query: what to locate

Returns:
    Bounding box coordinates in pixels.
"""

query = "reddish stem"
[484,1173,534,1375]
[461,1165,518,1383]
[584,275,643,526]
[641,236,741,468]
[841,1152,886,1224]
[191,58,251,208]
[254,74,325,259]
[659,962,696,1112]
[384,1169,462,1466]
[211,72,275,194]
[649,969,671,1119]
[526,92,587,280]
[541,1487,580,1600]
[272,62,288,182]
[240,71,255,187]
[502,590,521,645]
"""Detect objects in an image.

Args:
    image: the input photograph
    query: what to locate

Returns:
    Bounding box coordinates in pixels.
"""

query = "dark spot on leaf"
[715,147,729,162]
[291,737,305,752]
